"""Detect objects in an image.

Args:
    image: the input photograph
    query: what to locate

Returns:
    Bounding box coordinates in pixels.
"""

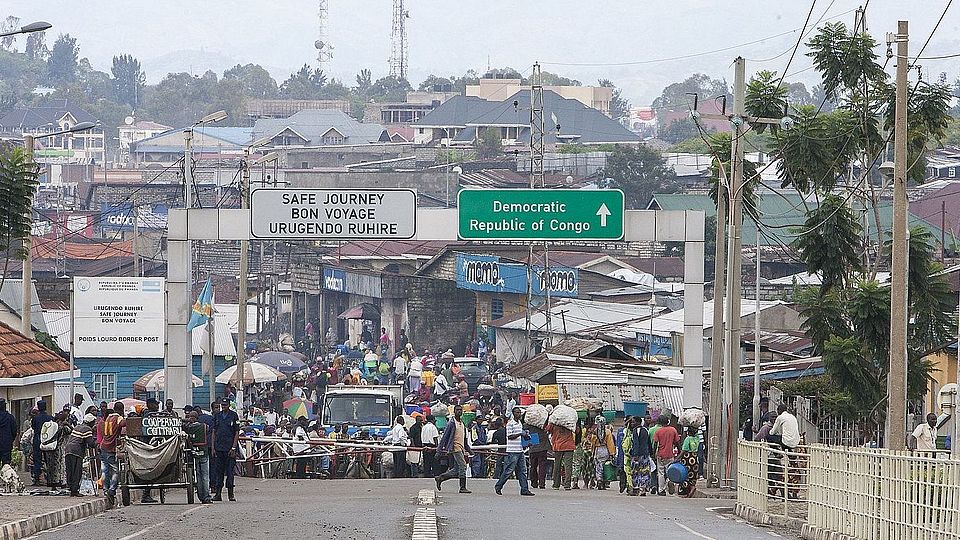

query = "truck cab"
[321,385,403,438]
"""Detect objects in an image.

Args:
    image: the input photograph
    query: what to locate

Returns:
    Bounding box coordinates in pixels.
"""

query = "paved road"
[26,478,797,540]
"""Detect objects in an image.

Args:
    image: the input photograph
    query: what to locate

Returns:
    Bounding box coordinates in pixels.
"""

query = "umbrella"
[250,351,306,374]
[109,397,145,411]
[133,369,203,393]
[289,352,308,361]
[283,398,315,420]
[338,303,380,320]
[216,362,286,384]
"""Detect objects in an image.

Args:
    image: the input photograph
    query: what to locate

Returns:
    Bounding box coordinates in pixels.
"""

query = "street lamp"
[20,121,97,403]
[0,21,52,38]
[183,110,227,208]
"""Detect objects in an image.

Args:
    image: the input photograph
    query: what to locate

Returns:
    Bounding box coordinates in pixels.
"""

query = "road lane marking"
[117,505,207,540]
[675,523,717,540]
[411,507,438,540]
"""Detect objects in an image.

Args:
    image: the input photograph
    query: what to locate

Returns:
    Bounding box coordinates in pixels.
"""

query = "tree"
[599,145,679,209]
[0,16,19,52]
[111,54,146,108]
[24,31,47,61]
[222,63,278,99]
[279,64,327,99]
[793,194,863,294]
[46,34,79,85]
[540,71,580,86]
[598,78,630,122]
[474,127,502,159]
[0,145,39,290]
[355,68,373,95]
[367,75,411,102]
[652,73,730,111]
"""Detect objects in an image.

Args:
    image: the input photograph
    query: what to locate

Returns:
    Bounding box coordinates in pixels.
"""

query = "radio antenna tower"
[315,0,333,71]
[388,0,409,79]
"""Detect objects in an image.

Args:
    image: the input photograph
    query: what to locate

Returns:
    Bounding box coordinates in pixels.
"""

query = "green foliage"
[367,76,412,103]
[652,73,730,111]
[795,287,847,355]
[659,118,702,143]
[556,143,621,154]
[598,145,679,209]
[898,227,956,351]
[806,22,886,99]
[222,63,278,99]
[34,331,65,356]
[355,69,373,95]
[793,194,863,293]
[474,127,502,159]
[822,335,883,407]
[744,70,787,134]
[279,64,327,99]
[598,78,630,121]
[111,54,145,108]
[46,34,79,85]
[772,105,858,193]
[0,146,39,265]
[669,137,710,154]
[25,32,48,62]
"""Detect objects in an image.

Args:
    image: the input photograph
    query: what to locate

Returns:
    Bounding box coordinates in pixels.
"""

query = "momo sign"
[73,277,165,358]
[455,254,578,297]
[250,188,416,239]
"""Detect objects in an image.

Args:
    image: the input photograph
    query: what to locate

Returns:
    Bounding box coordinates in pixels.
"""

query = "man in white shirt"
[770,404,801,449]
[383,415,410,478]
[910,413,939,452]
[393,355,407,386]
[495,407,535,496]
[420,415,440,476]
[407,357,423,394]
[69,394,85,426]
[263,410,278,426]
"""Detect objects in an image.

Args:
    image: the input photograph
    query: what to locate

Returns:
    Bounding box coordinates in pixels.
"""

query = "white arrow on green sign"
[457,189,625,241]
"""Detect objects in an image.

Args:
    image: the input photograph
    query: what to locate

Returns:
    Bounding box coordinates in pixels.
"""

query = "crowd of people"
[3,393,242,507]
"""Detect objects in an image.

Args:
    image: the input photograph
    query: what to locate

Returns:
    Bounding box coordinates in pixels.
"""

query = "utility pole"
[886,20,909,451]
[707,179,727,487]
[753,240,761,431]
[21,135,34,337]
[525,62,546,356]
[722,56,746,482]
[237,148,251,412]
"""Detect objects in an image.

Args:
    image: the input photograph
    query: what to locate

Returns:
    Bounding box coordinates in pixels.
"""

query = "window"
[949,167,956,178]
[491,298,504,320]
[92,373,117,401]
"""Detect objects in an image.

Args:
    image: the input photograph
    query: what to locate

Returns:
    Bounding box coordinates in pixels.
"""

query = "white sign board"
[250,188,416,239]
[73,277,166,358]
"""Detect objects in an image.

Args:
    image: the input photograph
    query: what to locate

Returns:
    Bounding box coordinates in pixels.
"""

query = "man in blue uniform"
[211,398,240,501]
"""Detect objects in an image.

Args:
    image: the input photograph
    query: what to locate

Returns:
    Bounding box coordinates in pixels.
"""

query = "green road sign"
[458,189,625,241]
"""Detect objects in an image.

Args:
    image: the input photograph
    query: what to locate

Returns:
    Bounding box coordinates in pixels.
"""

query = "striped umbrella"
[283,398,315,420]
[133,369,203,392]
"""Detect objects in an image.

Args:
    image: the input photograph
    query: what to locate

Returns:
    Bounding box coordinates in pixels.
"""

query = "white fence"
[738,441,960,540]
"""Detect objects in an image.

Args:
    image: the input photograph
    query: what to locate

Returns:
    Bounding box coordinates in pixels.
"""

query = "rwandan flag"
[187,278,214,331]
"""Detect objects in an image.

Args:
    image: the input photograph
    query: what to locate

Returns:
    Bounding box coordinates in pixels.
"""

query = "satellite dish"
[124,116,134,125]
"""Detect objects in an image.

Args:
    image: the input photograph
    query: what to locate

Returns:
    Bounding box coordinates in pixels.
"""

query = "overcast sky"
[6,1,960,105]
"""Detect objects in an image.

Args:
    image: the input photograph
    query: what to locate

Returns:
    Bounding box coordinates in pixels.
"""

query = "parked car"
[453,357,490,394]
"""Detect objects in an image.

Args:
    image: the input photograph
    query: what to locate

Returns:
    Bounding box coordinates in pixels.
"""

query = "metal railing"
[806,445,960,540]
[738,441,960,539]
[737,440,809,520]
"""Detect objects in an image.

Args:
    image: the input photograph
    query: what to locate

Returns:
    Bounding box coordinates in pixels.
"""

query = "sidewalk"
[0,471,110,540]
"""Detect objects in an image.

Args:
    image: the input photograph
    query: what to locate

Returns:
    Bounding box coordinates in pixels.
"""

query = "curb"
[411,489,439,540]
[0,498,109,540]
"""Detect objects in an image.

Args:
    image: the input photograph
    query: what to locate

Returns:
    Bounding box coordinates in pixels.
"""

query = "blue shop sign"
[455,254,578,297]
[323,267,347,292]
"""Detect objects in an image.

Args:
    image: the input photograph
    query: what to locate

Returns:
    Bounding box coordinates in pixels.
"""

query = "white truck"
[321,385,404,438]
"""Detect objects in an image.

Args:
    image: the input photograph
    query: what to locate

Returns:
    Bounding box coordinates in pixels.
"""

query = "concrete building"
[0,320,72,429]
[465,77,613,116]
[118,120,171,155]
[0,99,105,164]
[130,126,254,167]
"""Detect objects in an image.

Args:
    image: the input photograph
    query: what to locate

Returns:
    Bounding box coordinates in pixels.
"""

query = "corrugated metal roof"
[557,382,684,415]
[0,280,48,333]
[493,298,662,333]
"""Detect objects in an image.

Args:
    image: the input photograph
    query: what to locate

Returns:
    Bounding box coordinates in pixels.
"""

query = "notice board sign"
[73,277,166,358]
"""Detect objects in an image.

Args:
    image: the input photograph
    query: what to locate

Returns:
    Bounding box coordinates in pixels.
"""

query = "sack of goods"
[523,404,549,429]
[548,404,579,431]
[678,407,706,428]
[432,402,449,419]
[563,396,604,413]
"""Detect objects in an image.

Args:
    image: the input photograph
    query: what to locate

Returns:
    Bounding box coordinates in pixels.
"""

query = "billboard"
[100,203,169,230]
[73,277,166,358]
[455,254,578,297]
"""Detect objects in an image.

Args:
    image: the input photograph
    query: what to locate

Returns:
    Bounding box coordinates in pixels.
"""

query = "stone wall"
[382,273,476,354]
